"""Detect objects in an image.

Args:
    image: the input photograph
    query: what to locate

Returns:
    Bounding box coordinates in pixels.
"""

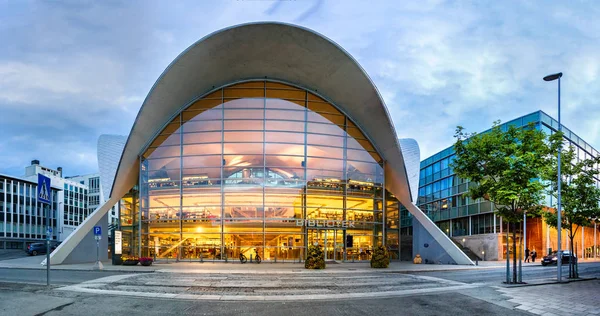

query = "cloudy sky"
[1,0,599,177]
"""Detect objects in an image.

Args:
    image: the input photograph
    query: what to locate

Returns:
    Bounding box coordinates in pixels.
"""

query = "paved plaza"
[497,280,600,316]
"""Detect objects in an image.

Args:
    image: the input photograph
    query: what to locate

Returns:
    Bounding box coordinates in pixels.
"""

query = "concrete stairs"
[451,239,482,261]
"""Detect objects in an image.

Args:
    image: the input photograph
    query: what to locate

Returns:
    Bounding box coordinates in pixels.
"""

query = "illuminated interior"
[120,81,400,261]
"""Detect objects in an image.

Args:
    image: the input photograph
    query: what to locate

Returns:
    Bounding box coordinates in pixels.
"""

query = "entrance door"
[308,229,343,261]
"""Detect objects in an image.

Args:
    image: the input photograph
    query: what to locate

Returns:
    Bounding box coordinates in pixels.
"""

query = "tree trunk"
[569,225,577,279]
[512,222,517,283]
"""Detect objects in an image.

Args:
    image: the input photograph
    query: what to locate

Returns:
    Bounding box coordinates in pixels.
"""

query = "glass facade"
[411,110,600,238]
[127,81,400,261]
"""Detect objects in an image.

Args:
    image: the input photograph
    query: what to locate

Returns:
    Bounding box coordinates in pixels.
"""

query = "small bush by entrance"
[370,245,389,268]
[305,244,325,269]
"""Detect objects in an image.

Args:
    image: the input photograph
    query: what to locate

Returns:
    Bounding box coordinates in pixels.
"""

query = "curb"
[499,277,598,288]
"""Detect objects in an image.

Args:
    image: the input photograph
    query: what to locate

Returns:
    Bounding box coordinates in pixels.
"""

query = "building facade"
[25,160,89,242]
[69,173,119,226]
[48,22,473,266]
[409,110,600,260]
[0,173,60,249]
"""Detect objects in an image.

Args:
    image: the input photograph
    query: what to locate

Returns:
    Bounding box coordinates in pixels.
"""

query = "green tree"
[452,121,552,283]
[542,143,600,278]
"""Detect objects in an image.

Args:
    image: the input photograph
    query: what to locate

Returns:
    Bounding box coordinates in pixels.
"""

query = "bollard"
[250,254,253,263]
[352,254,355,263]
[475,258,478,266]
[274,255,277,263]
[200,253,203,263]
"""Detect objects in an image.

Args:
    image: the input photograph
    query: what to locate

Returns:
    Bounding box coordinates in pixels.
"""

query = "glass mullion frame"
[220,87,225,256]
[263,80,267,258]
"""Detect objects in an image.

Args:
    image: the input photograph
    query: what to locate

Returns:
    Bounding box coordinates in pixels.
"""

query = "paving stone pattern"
[497,280,600,316]
[59,271,479,301]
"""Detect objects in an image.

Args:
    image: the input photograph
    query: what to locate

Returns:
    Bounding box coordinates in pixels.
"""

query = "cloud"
[0,0,599,177]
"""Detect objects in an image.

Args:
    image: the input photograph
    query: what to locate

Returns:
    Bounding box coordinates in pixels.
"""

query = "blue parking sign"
[94,226,102,236]
[37,174,51,205]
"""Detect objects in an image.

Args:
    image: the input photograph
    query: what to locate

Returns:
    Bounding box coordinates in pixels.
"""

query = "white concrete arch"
[48,22,473,265]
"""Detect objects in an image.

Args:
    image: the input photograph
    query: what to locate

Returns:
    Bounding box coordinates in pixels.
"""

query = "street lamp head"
[543,72,563,81]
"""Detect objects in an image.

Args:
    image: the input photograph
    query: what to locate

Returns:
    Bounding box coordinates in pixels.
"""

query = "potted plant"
[370,245,390,268]
[139,257,153,266]
[304,244,325,269]
[121,255,139,266]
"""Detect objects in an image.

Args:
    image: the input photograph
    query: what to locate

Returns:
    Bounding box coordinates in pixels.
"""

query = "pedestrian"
[531,250,537,262]
[525,248,530,263]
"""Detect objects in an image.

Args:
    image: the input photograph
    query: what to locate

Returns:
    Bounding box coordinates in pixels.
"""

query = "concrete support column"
[468,216,472,236]
[493,215,497,234]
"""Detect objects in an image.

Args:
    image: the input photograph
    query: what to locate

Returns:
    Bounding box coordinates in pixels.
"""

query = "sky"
[1,0,599,177]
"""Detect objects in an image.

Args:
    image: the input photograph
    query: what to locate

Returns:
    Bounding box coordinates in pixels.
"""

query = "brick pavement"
[496,280,600,316]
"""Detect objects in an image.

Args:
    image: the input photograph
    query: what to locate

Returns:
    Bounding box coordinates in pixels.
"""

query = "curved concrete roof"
[112,21,413,204]
[50,22,474,266]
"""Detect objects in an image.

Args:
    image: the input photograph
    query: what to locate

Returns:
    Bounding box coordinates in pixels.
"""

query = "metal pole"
[506,223,510,283]
[46,203,50,286]
[96,239,99,264]
[523,211,527,261]
[594,222,597,260]
[557,77,563,282]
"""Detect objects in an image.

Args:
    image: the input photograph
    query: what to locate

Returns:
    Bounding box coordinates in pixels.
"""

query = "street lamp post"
[543,72,563,282]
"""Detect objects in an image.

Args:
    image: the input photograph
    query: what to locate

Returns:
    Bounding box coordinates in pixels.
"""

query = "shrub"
[305,244,325,269]
[370,245,390,268]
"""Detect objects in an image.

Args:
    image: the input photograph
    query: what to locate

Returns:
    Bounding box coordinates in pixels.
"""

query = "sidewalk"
[3,255,598,274]
[0,255,512,274]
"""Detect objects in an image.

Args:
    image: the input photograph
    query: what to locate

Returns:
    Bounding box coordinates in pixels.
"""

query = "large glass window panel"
[307,133,344,147]
[147,145,180,159]
[224,143,264,155]
[265,120,305,132]
[224,131,263,142]
[183,143,222,156]
[265,132,304,144]
[266,89,305,101]
[183,132,222,144]
[147,157,181,171]
[148,133,181,148]
[307,145,343,159]
[265,155,304,168]
[264,187,303,205]
[183,155,222,168]
[224,120,263,131]
[306,207,344,220]
[224,109,263,120]
[266,143,304,156]
[185,96,222,111]
[307,111,345,125]
[266,109,305,121]
[223,89,264,100]
[182,167,221,181]
[223,155,264,167]
[223,98,264,108]
[307,101,342,114]
[306,169,344,182]
[307,123,345,136]
[306,157,344,171]
[182,120,222,133]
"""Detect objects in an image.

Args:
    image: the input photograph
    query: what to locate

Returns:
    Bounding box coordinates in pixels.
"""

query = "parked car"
[26,242,61,256]
[541,250,578,266]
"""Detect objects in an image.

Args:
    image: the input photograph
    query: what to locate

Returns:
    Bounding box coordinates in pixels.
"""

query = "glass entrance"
[308,229,344,261]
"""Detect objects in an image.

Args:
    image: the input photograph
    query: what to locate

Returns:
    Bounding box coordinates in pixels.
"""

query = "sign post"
[93,226,103,270]
[37,174,52,286]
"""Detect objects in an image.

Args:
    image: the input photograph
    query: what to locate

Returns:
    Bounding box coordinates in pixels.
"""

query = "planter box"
[123,260,139,266]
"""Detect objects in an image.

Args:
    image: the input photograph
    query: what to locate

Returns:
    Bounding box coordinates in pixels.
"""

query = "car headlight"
[552,257,558,261]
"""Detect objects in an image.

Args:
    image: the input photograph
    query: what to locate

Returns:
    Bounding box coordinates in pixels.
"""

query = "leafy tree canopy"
[452,121,554,222]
